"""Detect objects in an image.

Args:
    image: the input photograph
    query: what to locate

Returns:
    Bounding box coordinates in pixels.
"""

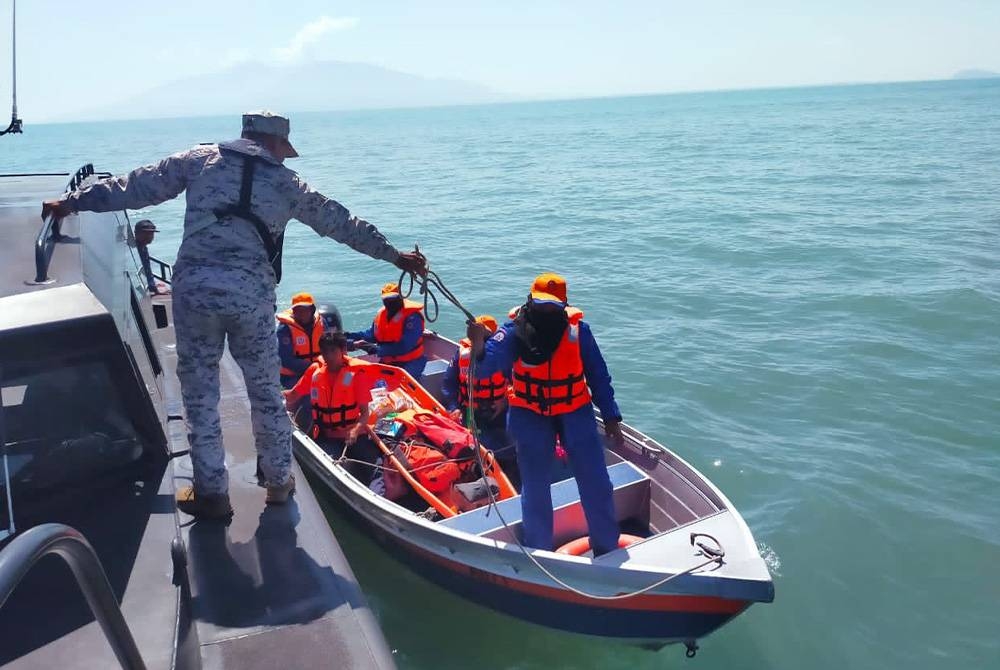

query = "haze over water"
[5,78,999,669]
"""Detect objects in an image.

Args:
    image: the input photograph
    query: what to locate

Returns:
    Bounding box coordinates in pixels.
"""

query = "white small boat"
[294,331,774,651]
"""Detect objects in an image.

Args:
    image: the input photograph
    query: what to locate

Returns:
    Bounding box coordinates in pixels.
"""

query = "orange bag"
[394,442,461,493]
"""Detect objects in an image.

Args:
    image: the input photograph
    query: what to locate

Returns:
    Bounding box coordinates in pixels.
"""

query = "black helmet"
[316,303,343,332]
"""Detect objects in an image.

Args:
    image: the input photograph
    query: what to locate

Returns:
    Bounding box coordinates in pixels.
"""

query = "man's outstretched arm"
[289,177,427,275]
[42,147,204,219]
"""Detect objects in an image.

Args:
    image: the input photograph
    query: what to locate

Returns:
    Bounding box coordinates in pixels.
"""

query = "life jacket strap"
[213,154,285,282]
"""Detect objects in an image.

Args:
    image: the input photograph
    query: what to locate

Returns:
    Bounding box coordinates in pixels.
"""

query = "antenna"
[1,0,22,136]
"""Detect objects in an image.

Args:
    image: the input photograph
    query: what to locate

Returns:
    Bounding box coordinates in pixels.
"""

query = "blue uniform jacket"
[346,313,424,360]
[474,320,622,422]
[276,322,311,378]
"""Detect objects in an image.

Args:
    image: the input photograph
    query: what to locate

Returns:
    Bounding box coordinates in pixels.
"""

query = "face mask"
[384,299,403,316]
[526,305,568,333]
[515,303,568,365]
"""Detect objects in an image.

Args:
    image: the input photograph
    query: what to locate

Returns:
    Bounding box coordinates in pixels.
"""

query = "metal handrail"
[32,164,112,284]
[0,523,147,670]
[148,255,173,284]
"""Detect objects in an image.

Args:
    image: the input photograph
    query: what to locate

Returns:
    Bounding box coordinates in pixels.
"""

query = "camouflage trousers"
[174,295,292,496]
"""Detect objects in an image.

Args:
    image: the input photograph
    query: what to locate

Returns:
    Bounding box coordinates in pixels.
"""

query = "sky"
[1,0,999,121]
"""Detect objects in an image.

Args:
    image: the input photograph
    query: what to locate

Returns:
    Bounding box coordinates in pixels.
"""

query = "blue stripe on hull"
[304,465,738,642]
[395,536,738,641]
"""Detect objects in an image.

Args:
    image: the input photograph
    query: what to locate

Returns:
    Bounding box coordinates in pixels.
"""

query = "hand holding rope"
[397,244,477,324]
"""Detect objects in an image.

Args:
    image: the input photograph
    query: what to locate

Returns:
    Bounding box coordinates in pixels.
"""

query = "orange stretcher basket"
[361,363,516,518]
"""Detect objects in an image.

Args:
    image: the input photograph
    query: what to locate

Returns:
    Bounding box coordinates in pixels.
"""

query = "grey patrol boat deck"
[0,169,394,669]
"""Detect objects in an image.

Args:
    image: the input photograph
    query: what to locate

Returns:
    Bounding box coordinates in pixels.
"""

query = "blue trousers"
[508,405,619,555]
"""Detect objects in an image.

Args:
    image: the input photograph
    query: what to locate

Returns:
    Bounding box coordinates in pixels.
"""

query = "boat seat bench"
[438,461,650,539]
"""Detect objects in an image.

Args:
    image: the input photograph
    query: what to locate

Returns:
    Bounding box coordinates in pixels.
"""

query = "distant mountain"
[64,60,508,122]
[952,69,1000,80]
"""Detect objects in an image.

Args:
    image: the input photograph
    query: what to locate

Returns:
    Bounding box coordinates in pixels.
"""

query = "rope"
[397,245,475,324]
[394,257,728,600]
[465,353,725,600]
[330,443,490,475]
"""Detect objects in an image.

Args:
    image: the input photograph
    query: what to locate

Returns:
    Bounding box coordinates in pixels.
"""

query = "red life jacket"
[393,443,461,493]
[457,338,508,408]
[394,410,475,460]
[508,307,592,416]
[389,410,472,493]
[308,357,370,439]
[276,310,323,377]
[373,300,425,364]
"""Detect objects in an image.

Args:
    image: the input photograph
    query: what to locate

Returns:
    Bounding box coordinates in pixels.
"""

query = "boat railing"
[148,255,172,284]
[0,523,147,670]
[33,164,112,284]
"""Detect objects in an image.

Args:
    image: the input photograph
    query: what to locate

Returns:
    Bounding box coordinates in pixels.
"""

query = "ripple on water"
[4,78,1000,670]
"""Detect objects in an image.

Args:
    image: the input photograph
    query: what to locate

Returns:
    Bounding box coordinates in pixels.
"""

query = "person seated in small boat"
[467,273,626,556]
[345,282,427,380]
[441,314,517,480]
[276,292,324,389]
[283,331,381,483]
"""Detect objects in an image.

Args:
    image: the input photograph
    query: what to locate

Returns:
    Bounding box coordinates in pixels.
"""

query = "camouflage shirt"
[66,139,401,311]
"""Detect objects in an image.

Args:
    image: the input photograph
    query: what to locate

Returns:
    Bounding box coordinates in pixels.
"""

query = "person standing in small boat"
[276,292,324,389]
[467,273,626,555]
[441,314,516,479]
[346,282,428,380]
[284,331,381,483]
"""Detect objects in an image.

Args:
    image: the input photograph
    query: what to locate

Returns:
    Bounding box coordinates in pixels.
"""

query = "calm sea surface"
[4,79,999,669]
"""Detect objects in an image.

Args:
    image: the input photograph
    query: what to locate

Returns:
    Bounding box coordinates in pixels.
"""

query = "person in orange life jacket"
[440,314,516,471]
[276,292,324,389]
[283,331,381,483]
[467,273,626,556]
[346,282,427,380]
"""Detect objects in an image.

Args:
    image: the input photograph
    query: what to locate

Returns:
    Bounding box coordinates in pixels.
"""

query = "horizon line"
[24,73,999,127]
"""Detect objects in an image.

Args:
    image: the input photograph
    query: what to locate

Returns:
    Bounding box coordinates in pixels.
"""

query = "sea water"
[5,78,998,669]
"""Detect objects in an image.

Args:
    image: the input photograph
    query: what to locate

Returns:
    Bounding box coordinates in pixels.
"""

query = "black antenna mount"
[1,0,22,136]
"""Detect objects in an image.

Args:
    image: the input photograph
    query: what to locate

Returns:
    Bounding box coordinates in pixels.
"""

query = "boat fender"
[556,534,644,556]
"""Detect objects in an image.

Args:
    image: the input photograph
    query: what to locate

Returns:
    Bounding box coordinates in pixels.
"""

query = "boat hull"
[297,438,759,645]
[373,523,747,642]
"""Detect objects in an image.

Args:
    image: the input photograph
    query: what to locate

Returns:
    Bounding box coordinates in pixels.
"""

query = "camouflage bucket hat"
[242,110,299,158]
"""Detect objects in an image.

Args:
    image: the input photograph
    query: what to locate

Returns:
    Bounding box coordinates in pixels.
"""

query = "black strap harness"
[312,402,360,430]
[213,154,285,282]
[512,362,586,413]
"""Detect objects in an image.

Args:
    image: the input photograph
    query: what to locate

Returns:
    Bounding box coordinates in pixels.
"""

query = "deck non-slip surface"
[156,298,395,670]
[0,466,181,669]
[0,175,80,298]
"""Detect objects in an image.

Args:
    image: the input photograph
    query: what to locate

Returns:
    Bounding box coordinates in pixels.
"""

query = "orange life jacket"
[457,338,508,408]
[508,307,592,416]
[309,357,369,439]
[276,310,324,377]
[373,300,425,363]
[392,442,461,493]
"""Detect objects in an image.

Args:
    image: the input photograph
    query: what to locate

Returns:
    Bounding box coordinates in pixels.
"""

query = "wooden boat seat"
[438,461,650,540]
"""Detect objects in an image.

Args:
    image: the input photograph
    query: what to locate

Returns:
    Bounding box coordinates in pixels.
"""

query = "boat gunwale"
[421,332,766,564]
[294,427,772,600]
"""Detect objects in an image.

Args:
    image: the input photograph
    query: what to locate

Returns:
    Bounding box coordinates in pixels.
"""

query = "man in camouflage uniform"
[42,111,427,519]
